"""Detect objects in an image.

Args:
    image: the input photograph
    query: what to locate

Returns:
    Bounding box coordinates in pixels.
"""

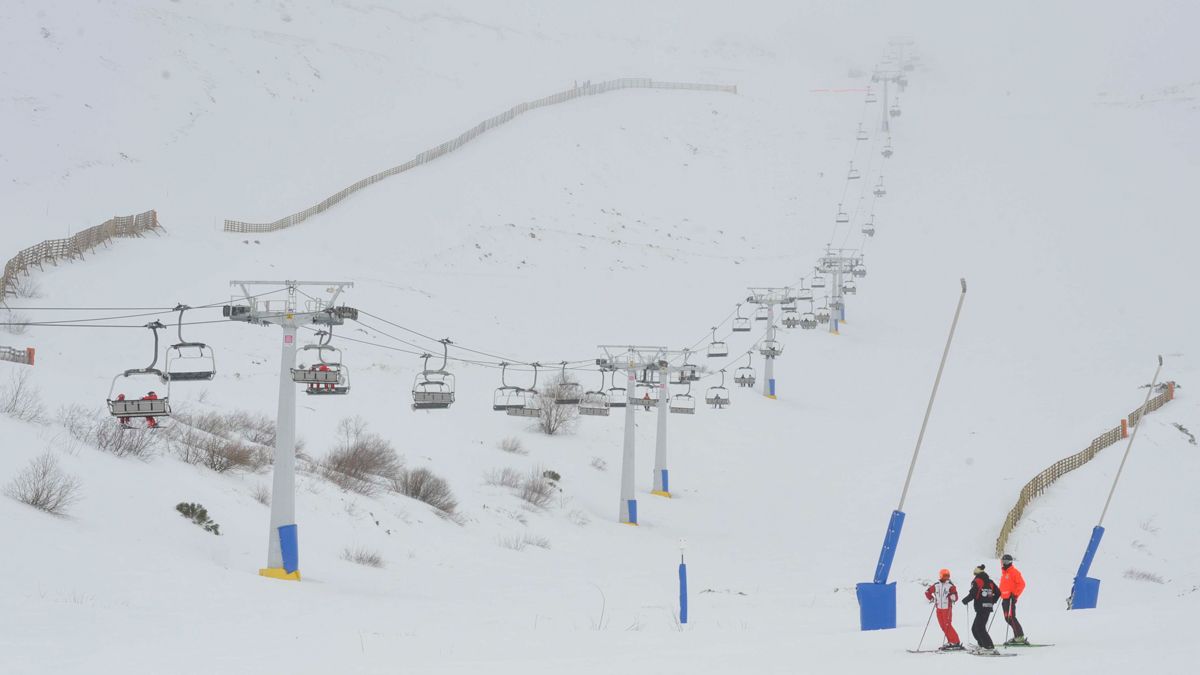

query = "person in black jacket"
[961,564,1001,653]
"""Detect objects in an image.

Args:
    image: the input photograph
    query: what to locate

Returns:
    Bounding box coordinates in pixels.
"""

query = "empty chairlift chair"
[796,284,814,302]
[492,363,527,412]
[732,303,752,332]
[856,123,869,141]
[553,362,582,405]
[506,362,542,417]
[707,327,729,358]
[674,350,700,384]
[163,304,215,382]
[705,370,731,409]
[578,370,611,417]
[412,340,456,410]
[107,321,172,426]
[847,162,861,180]
[754,305,770,322]
[669,382,696,415]
[836,203,850,224]
[843,279,858,295]
[812,274,827,290]
[606,369,628,408]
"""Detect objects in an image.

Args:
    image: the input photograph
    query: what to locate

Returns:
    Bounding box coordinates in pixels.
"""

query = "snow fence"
[994,382,1178,556]
[222,78,738,234]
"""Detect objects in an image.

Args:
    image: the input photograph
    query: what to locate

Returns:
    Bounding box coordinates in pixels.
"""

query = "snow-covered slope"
[2,2,1199,674]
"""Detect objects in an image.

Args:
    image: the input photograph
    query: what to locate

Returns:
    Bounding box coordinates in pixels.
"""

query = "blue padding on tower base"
[1071,576,1101,610]
[627,499,638,524]
[278,524,299,573]
[661,469,669,493]
[856,582,897,630]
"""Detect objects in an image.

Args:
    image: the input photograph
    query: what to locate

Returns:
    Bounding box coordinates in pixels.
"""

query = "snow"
[1,1,1199,673]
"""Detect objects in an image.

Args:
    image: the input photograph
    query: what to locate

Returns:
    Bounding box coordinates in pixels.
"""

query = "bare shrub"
[1124,568,1166,584]
[322,417,403,495]
[341,546,384,568]
[4,453,80,515]
[498,436,527,455]
[393,467,458,514]
[61,404,157,459]
[0,370,44,423]
[498,532,550,551]
[9,276,42,299]
[537,375,579,436]
[484,467,523,488]
[2,310,29,335]
[251,483,271,506]
[518,467,555,509]
[590,457,608,471]
[164,423,263,473]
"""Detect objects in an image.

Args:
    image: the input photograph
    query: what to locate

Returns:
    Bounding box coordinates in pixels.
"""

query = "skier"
[115,393,130,428]
[999,553,1028,645]
[924,568,963,650]
[141,390,159,429]
[961,564,1000,654]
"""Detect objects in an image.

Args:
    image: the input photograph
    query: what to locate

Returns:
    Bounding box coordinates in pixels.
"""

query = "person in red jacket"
[924,568,963,650]
[141,390,159,429]
[999,553,1028,645]
[115,393,130,428]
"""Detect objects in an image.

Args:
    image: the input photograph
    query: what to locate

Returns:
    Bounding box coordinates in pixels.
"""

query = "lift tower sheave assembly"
[226,280,354,581]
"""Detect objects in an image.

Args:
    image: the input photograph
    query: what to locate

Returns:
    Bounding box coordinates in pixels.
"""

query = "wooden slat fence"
[994,382,1178,556]
[1,210,160,298]
[223,78,738,234]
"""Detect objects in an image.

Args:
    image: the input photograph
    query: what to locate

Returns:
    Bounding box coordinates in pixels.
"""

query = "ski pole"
[915,604,935,652]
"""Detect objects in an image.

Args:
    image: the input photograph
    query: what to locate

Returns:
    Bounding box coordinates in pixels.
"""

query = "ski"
[1003,642,1054,648]
[968,649,1017,658]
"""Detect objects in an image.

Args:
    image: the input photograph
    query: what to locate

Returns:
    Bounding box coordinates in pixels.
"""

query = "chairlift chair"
[799,309,819,330]
[882,139,894,158]
[889,103,901,117]
[734,353,757,388]
[836,204,850,224]
[812,274,826,290]
[759,339,784,358]
[606,369,627,408]
[865,88,877,104]
[732,303,751,332]
[492,363,527,412]
[873,178,887,197]
[707,327,728,358]
[856,123,868,141]
[862,218,876,237]
[797,285,814,302]
[412,340,456,410]
[291,330,349,395]
[579,370,611,417]
[107,322,171,423]
[754,305,770,322]
[705,370,731,409]
[853,265,867,278]
[781,309,800,329]
[816,304,832,324]
[163,304,215,382]
[669,382,696,415]
[634,379,660,410]
[831,298,845,311]
[553,362,582,405]
[843,279,858,295]
[848,163,861,180]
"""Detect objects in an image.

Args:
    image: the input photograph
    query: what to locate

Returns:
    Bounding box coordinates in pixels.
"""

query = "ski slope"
[2,2,1198,673]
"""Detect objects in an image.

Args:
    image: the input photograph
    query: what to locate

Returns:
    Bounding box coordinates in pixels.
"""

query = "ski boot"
[938,643,965,651]
[1004,636,1029,646]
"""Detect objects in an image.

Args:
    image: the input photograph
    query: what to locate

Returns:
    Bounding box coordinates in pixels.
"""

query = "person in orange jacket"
[924,568,963,650]
[115,393,130,428]
[141,390,159,429]
[642,392,652,411]
[999,553,1027,645]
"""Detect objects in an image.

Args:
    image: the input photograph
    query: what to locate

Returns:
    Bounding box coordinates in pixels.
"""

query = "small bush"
[542,469,561,483]
[341,546,384,568]
[497,532,551,551]
[518,468,555,509]
[393,467,458,514]
[322,417,403,495]
[166,424,263,473]
[0,370,44,423]
[1,310,30,335]
[484,467,523,488]
[537,375,579,436]
[589,457,607,471]
[498,437,527,455]
[176,502,220,535]
[4,453,80,515]
[62,405,157,459]
[251,483,270,506]
[9,276,42,299]
[1124,568,1165,584]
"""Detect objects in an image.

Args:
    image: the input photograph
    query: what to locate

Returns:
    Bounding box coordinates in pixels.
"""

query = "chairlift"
[674,349,700,383]
[606,369,628,408]
[579,370,611,417]
[862,217,876,237]
[889,103,901,117]
[734,352,756,388]
[492,362,527,412]
[759,339,783,358]
[732,303,751,332]
[865,88,877,104]
[292,330,350,395]
[707,327,728,358]
[754,305,770,322]
[882,139,894,158]
[812,274,826,290]
[853,265,867,278]
[412,339,456,410]
[554,362,582,405]
[848,162,861,180]
[781,309,800,329]
[669,381,696,415]
[705,370,731,409]
[634,370,660,410]
[856,123,868,141]
[799,308,819,330]
[163,304,215,382]
[836,204,850,224]
[107,321,171,425]
[844,279,858,295]
[873,178,887,197]
[831,298,845,311]
[796,285,813,302]
[816,304,832,324]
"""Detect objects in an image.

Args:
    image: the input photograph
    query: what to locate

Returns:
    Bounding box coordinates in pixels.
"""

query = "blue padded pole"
[873,510,906,584]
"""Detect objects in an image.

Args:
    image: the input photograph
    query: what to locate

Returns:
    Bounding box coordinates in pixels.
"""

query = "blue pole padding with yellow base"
[856,510,905,630]
[1070,525,1105,609]
[259,524,301,581]
[767,378,777,399]
[626,499,638,525]
[679,561,688,624]
[651,470,671,498]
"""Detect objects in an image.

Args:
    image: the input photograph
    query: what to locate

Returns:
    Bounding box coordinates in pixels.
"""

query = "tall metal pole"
[266,321,299,571]
[1099,356,1163,525]
[619,365,638,524]
[897,278,967,511]
[763,305,776,398]
[652,367,671,497]
[882,76,890,133]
